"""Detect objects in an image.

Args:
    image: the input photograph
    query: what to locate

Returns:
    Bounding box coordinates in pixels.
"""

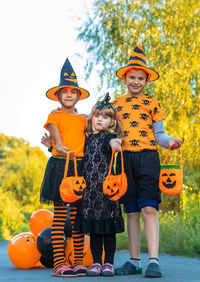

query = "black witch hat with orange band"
[46,58,90,101]
[116,43,159,81]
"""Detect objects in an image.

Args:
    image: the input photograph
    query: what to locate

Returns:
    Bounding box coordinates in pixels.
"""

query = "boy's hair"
[55,87,81,100]
[86,104,124,139]
[123,69,149,82]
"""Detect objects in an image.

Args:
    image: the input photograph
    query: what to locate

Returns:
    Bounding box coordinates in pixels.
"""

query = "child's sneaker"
[101,263,114,276]
[87,263,102,276]
[52,265,76,277]
[145,262,162,278]
[115,261,143,275]
[74,265,87,276]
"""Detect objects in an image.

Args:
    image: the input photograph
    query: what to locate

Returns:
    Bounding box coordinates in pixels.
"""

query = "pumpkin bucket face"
[103,150,127,201]
[103,173,127,201]
[60,153,86,203]
[73,179,86,196]
[60,176,86,203]
[159,165,183,195]
[103,176,120,200]
[159,146,183,195]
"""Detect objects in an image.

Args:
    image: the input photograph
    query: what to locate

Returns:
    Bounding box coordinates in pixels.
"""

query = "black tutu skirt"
[74,208,125,235]
[40,156,83,206]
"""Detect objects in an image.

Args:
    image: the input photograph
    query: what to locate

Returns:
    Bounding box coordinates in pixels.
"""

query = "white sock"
[129,258,142,268]
[147,258,160,266]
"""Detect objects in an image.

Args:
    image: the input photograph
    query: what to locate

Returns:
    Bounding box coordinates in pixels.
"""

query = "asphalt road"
[1,241,200,282]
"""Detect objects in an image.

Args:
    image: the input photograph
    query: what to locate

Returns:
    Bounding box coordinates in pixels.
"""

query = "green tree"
[0,134,49,239]
[78,0,200,190]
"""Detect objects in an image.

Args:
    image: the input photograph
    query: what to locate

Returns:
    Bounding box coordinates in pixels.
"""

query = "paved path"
[1,241,200,282]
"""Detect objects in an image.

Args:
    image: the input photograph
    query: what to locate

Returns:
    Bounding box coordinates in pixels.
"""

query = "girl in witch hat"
[112,43,182,278]
[42,92,125,277]
[40,58,90,277]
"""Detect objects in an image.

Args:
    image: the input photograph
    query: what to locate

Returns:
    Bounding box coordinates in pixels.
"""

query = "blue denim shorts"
[124,198,159,213]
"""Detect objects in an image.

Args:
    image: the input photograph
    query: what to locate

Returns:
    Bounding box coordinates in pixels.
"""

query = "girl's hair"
[86,104,124,139]
[55,87,81,100]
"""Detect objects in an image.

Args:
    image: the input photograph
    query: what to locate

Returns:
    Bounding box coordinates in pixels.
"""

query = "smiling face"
[73,178,86,196]
[159,165,183,195]
[123,69,148,97]
[58,87,80,110]
[161,172,176,189]
[92,112,112,134]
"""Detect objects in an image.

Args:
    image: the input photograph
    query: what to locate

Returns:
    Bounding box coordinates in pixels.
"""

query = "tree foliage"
[78,0,200,189]
[0,134,49,239]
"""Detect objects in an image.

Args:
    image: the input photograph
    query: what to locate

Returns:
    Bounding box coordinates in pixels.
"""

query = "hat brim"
[116,65,159,81]
[46,85,90,101]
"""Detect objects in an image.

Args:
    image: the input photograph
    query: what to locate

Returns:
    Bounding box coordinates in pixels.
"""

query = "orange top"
[112,94,165,152]
[44,111,87,157]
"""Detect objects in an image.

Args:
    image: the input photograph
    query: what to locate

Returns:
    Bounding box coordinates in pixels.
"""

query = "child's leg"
[127,212,141,259]
[90,233,103,264]
[103,233,116,264]
[115,204,142,275]
[141,206,159,259]
[141,204,161,278]
[51,205,67,272]
[87,234,103,276]
[69,205,85,266]
[101,233,116,276]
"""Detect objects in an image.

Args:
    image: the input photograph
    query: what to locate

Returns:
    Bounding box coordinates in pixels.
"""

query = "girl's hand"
[109,138,122,152]
[69,151,76,158]
[51,107,61,114]
[55,144,69,156]
[41,133,52,148]
[168,138,182,150]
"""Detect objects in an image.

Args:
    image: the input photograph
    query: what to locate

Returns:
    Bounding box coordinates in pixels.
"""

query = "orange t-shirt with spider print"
[112,94,165,152]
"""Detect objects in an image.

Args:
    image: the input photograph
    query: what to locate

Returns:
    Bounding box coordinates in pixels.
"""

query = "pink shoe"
[101,263,114,276]
[52,265,76,277]
[74,265,87,276]
[87,263,102,276]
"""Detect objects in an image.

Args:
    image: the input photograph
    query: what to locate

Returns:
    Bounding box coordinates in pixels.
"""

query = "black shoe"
[145,262,162,278]
[115,261,142,275]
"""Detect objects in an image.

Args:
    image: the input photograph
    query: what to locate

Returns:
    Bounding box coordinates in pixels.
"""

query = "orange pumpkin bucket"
[60,152,86,203]
[103,150,127,201]
[159,146,183,195]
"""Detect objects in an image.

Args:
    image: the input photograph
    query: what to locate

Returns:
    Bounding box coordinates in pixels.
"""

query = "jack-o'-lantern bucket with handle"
[159,146,183,195]
[103,150,127,201]
[60,152,86,203]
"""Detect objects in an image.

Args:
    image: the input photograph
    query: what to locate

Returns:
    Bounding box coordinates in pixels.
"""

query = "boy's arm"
[153,120,182,149]
[48,123,68,156]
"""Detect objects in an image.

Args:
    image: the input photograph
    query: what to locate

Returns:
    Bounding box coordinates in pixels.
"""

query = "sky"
[0,0,102,154]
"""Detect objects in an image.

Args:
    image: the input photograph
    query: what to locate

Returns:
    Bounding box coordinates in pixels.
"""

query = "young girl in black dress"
[74,94,125,276]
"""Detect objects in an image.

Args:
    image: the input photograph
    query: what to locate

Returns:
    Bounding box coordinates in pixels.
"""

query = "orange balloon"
[7,233,41,269]
[11,232,33,240]
[29,209,53,238]
[65,235,105,267]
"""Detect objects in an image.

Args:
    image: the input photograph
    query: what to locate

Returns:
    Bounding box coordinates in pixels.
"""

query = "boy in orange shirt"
[40,58,89,277]
[113,43,182,278]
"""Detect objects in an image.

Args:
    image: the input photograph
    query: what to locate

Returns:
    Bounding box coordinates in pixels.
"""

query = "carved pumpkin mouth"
[106,189,120,199]
[73,188,84,196]
[162,181,176,189]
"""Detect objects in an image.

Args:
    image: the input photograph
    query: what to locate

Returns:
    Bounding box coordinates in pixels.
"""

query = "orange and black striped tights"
[51,204,84,272]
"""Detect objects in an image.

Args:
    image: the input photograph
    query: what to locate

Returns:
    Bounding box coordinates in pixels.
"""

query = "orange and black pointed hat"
[116,43,159,81]
[46,58,90,101]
